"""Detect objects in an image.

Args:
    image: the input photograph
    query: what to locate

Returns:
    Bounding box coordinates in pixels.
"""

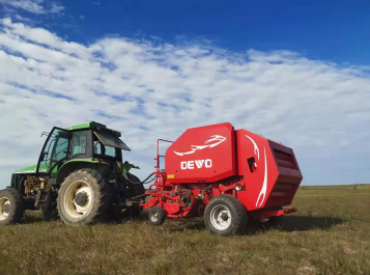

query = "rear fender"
[56,160,109,186]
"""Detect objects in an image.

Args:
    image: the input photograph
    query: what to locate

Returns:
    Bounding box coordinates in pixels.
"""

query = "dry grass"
[0,187,369,275]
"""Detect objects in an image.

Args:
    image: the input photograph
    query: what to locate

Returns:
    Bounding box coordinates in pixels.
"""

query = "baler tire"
[57,168,112,226]
[148,206,167,226]
[0,188,25,225]
[204,194,248,236]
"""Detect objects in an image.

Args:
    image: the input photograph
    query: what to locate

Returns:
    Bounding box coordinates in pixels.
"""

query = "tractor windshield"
[38,128,70,173]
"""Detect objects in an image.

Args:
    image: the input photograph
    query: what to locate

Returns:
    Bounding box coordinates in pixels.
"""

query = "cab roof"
[66,121,121,137]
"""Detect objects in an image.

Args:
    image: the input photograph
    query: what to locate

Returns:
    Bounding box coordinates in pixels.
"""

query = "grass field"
[0,185,369,275]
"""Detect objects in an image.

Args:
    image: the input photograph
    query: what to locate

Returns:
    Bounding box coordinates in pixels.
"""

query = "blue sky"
[6,0,370,65]
[0,0,369,187]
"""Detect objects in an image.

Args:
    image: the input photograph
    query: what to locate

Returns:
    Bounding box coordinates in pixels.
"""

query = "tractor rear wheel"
[0,188,25,225]
[204,194,248,236]
[57,168,112,226]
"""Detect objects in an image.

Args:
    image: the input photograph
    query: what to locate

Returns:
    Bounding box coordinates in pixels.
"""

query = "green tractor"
[0,121,151,226]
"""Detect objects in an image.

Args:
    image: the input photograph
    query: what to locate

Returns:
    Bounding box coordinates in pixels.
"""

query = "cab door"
[36,127,70,176]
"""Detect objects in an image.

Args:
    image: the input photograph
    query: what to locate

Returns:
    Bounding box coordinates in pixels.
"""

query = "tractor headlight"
[235,184,242,191]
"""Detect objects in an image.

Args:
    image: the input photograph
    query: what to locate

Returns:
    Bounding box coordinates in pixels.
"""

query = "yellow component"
[167,174,174,179]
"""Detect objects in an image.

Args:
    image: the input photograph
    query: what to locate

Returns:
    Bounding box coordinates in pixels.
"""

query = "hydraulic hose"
[142,173,155,185]
[123,170,155,185]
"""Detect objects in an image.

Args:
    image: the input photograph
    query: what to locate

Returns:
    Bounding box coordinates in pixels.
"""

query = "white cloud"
[13,14,35,23]
[0,0,64,15]
[0,17,370,188]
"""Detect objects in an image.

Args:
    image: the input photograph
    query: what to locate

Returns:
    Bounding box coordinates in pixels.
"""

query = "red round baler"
[141,122,303,236]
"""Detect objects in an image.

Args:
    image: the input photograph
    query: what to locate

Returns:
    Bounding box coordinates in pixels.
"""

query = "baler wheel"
[148,206,167,226]
[0,188,25,225]
[204,195,247,236]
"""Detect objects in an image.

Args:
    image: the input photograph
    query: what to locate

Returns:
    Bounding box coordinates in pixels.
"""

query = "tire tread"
[0,188,25,225]
[57,168,112,226]
[204,194,248,236]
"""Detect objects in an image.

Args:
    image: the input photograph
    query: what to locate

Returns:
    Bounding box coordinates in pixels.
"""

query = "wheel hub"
[2,203,10,215]
[75,192,88,206]
[221,212,229,221]
[151,211,158,222]
[0,197,10,220]
[210,204,232,231]
[63,181,94,219]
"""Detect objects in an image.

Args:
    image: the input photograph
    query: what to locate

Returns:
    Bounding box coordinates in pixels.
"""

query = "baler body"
[165,122,236,184]
[143,122,303,228]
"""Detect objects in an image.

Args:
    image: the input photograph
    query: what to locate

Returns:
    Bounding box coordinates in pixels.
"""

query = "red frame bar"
[154,139,173,173]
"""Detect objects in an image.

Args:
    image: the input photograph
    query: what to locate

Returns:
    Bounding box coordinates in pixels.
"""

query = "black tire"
[130,205,143,218]
[57,168,112,226]
[204,194,248,236]
[127,172,145,197]
[42,206,59,221]
[41,191,59,221]
[0,188,25,225]
[125,172,145,219]
[148,206,167,226]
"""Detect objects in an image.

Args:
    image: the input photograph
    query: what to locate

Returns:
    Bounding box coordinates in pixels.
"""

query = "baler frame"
[154,139,173,173]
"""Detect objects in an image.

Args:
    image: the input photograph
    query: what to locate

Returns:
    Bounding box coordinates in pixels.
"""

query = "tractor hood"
[13,164,49,174]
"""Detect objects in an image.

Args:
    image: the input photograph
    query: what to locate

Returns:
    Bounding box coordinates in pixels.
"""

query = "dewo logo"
[180,159,213,170]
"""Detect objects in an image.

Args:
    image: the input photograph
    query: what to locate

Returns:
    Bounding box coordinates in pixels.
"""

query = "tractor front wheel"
[204,195,248,236]
[0,188,25,225]
[57,169,112,226]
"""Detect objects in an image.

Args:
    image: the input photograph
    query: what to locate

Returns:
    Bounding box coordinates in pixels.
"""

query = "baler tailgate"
[271,182,298,197]
[272,147,299,170]
[267,141,303,206]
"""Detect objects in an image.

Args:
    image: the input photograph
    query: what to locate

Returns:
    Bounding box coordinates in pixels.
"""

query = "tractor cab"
[35,121,132,179]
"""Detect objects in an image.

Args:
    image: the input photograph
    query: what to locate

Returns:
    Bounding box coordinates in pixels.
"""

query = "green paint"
[13,158,103,175]
[122,162,134,173]
[59,158,107,169]
[13,164,49,174]
[66,121,105,130]
[65,121,121,137]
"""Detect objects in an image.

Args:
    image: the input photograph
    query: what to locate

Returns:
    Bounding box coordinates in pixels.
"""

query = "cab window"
[93,133,117,158]
[105,146,116,157]
[72,131,87,156]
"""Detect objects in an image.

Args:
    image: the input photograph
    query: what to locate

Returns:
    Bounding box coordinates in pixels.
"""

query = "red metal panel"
[235,129,280,211]
[165,122,236,184]
[249,208,297,221]
[235,130,302,211]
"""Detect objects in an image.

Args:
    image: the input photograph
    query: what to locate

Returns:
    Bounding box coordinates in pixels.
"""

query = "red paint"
[141,122,303,222]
